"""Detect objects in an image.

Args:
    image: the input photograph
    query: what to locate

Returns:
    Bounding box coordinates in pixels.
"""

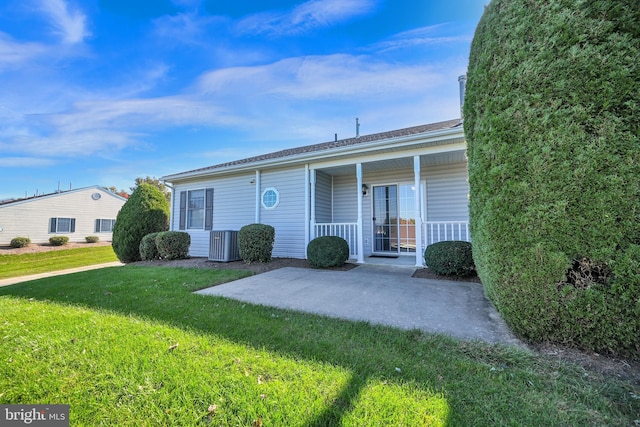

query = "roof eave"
[162,126,465,183]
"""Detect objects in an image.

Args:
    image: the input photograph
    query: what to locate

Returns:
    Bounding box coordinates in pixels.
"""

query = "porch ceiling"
[318,149,467,176]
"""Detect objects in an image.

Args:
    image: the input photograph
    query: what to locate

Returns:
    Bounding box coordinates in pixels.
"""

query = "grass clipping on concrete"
[0,266,638,426]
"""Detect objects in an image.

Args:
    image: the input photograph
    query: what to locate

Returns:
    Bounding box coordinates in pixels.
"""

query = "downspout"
[162,180,175,231]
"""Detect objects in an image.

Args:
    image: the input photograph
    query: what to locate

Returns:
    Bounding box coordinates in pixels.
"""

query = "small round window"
[261,188,279,209]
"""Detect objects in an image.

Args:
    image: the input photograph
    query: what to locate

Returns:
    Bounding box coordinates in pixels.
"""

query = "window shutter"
[204,188,214,230]
[70,218,76,233]
[50,218,57,233]
[95,219,101,233]
[179,191,187,230]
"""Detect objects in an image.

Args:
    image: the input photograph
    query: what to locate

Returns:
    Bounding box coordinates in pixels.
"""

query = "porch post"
[356,163,365,263]
[414,156,424,267]
[255,170,261,223]
[310,168,316,240]
[304,164,310,255]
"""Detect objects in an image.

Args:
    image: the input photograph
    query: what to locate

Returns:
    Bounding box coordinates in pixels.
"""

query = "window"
[261,188,279,209]
[95,219,116,233]
[179,188,214,231]
[50,217,76,233]
[187,189,205,229]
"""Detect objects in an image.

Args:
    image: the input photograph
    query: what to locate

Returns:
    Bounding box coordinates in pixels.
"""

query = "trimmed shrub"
[465,0,640,356]
[112,183,170,263]
[238,224,275,263]
[307,236,349,268]
[155,231,191,260]
[424,241,475,277]
[139,232,161,261]
[49,236,69,246]
[85,236,99,243]
[10,237,31,248]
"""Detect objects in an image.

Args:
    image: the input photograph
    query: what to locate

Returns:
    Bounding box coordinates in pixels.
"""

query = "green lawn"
[0,266,638,426]
[0,246,118,279]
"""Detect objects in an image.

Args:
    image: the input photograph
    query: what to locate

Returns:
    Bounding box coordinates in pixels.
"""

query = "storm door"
[372,185,399,254]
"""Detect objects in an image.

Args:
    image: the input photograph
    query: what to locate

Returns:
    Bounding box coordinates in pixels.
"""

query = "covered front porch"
[304,137,470,267]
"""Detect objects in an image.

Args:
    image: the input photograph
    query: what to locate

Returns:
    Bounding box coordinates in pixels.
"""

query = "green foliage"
[307,236,349,268]
[155,231,191,260]
[465,0,640,356]
[85,236,99,243]
[139,232,161,261]
[238,223,275,263]
[49,236,69,246]
[10,237,30,248]
[112,183,170,263]
[424,241,475,277]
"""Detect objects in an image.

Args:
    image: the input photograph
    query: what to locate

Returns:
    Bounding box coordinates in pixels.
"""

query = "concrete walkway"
[0,262,124,287]
[197,264,523,346]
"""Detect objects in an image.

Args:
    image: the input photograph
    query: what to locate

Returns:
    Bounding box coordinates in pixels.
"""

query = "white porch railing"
[422,221,471,249]
[314,223,358,257]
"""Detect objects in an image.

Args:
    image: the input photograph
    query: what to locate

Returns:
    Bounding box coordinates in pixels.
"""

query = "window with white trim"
[179,188,213,231]
[95,219,116,233]
[49,217,76,233]
[261,188,279,209]
[187,189,205,229]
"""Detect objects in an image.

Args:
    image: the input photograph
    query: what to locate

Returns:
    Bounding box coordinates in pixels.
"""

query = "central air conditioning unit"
[208,230,241,262]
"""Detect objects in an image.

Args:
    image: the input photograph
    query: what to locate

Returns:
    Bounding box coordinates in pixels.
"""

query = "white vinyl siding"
[314,171,332,223]
[260,167,307,258]
[0,187,125,245]
[172,175,255,257]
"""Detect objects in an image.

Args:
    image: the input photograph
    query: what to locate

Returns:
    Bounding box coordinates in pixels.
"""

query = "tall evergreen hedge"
[465,0,639,357]
[112,183,170,263]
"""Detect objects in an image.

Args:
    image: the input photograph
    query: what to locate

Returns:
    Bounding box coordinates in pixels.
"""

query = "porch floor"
[360,255,420,267]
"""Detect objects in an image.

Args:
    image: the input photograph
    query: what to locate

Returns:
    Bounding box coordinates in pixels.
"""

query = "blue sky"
[0,0,486,200]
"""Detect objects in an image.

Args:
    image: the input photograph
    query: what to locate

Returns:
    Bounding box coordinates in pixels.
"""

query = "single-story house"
[162,117,470,267]
[0,185,127,245]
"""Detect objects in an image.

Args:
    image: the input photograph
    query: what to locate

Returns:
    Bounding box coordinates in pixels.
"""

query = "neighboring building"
[162,118,469,267]
[0,186,127,245]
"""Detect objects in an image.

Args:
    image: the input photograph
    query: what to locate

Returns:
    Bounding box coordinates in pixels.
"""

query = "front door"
[373,185,399,254]
[372,184,419,255]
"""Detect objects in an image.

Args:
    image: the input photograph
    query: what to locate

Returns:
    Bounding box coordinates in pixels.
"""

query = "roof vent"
[355,117,360,138]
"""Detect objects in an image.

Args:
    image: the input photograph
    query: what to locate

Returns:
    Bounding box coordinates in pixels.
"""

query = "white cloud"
[0,156,56,167]
[372,24,472,52]
[38,0,90,44]
[0,32,47,69]
[196,54,444,100]
[236,0,377,36]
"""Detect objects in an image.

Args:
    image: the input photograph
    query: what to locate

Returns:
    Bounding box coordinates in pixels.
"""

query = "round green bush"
[424,241,475,277]
[307,236,349,268]
[155,231,191,260]
[238,224,275,263]
[85,236,99,243]
[112,183,170,263]
[139,232,161,261]
[465,0,639,356]
[49,236,69,246]
[10,237,31,248]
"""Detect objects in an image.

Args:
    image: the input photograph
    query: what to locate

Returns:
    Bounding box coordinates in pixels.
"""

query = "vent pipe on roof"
[458,74,467,120]
[334,133,337,142]
[355,117,360,138]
